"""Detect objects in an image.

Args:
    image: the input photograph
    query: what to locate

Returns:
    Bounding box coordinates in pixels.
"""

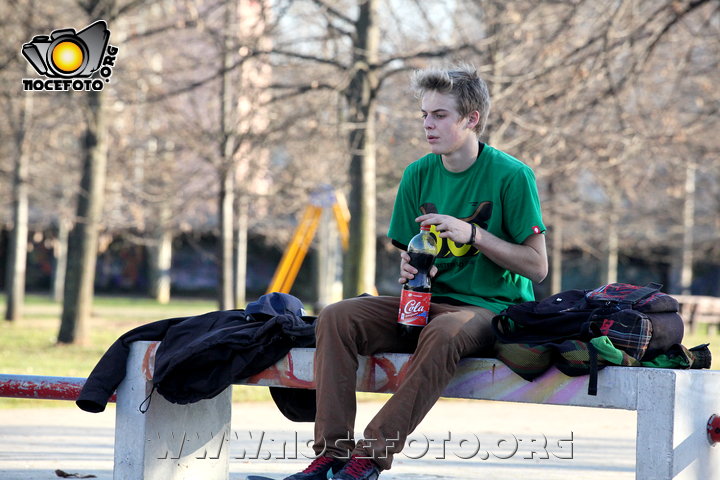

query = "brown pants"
[313,295,496,470]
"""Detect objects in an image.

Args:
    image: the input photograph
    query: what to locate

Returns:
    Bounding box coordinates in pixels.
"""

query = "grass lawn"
[0,293,717,409]
[0,293,275,407]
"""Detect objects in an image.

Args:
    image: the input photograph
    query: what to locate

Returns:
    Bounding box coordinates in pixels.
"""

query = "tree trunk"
[4,93,32,322]
[316,205,341,311]
[546,180,563,294]
[234,193,249,308]
[218,0,237,310]
[604,208,619,285]
[58,89,108,344]
[219,169,235,310]
[550,219,563,294]
[680,163,696,294]
[148,203,172,304]
[342,0,379,298]
[52,217,70,303]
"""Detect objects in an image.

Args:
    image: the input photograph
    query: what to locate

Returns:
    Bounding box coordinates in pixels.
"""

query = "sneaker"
[333,455,381,480]
[283,455,346,480]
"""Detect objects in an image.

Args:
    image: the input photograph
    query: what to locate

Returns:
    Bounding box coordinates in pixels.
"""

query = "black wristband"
[468,223,476,245]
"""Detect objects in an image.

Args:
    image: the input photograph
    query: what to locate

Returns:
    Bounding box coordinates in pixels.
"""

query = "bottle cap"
[420,225,430,231]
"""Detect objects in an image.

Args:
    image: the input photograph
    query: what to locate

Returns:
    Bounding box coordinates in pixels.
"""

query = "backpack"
[491,283,707,395]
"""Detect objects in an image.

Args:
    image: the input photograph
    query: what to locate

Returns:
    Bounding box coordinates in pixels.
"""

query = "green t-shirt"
[387,144,545,313]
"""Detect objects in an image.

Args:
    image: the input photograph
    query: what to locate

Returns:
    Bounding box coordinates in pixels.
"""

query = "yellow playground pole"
[266,187,351,295]
[266,205,322,294]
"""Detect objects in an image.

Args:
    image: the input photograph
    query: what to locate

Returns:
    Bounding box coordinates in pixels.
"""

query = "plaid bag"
[588,308,652,360]
[583,283,683,360]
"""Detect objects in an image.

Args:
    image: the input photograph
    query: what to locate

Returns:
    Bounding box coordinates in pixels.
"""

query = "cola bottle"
[398,224,437,339]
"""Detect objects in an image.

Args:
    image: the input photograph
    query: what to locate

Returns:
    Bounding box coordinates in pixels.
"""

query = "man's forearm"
[474,231,548,283]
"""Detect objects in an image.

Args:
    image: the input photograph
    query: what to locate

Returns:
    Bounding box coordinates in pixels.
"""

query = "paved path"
[0,397,636,479]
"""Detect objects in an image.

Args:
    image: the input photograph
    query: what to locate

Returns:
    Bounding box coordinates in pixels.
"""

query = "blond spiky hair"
[411,63,491,137]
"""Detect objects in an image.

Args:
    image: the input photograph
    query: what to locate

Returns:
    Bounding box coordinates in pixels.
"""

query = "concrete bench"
[114,341,720,480]
[675,295,720,334]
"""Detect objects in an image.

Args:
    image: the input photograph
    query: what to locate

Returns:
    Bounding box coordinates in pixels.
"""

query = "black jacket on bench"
[76,292,316,413]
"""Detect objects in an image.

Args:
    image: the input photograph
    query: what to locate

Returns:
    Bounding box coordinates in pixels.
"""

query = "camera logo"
[21,20,119,92]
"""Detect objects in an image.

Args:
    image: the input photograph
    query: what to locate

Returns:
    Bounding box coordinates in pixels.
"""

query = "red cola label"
[398,289,431,326]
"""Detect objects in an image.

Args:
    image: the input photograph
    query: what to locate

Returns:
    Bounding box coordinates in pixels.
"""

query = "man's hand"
[399,251,438,284]
[415,213,474,245]
[416,213,548,283]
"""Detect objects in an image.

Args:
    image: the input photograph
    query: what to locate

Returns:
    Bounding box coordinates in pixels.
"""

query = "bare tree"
[3,92,32,322]
[59,0,144,343]
[58,87,109,343]
[265,0,487,296]
[161,0,275,309]
[457,0,719,291]
[0,1,58,320]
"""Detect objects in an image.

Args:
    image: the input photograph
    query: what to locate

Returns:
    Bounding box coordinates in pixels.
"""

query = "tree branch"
[310,0,355,25]
[267,48,348,69]
[263,82,336,103]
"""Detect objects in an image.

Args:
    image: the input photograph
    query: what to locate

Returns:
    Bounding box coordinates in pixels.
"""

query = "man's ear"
[466,111,480,129]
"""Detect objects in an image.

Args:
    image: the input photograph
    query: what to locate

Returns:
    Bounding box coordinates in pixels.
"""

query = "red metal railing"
[0,374,116,402]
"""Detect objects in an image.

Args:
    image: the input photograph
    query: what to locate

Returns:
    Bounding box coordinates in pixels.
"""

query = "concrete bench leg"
[114,341,232,480]
[636,369,720,480]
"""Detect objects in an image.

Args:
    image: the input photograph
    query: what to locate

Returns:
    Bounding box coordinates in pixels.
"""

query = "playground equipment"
[266,186,349,294]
